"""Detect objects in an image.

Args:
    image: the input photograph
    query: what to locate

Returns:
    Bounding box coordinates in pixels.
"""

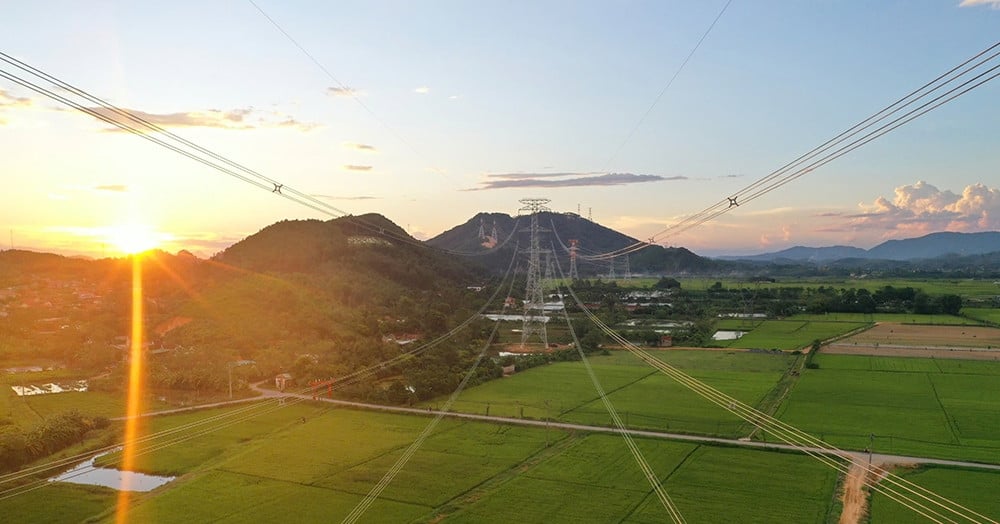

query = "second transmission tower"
[518,198,550,349]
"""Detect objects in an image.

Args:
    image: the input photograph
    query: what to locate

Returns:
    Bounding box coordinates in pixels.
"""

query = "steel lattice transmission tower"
[518,198,550,349]
[568,239,579,279]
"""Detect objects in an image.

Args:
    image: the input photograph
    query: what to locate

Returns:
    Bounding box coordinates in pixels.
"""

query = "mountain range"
[720,231,1000,263]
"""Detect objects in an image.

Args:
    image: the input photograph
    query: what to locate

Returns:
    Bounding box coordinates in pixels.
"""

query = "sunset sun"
[106,223,163,255]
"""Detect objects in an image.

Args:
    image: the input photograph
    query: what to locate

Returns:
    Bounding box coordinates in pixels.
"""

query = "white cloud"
[0,89,32,108]
[849,180,1000,235]
[80,106,319,133]
[414,87,430,94]
[327,86,363,97]
[959,0,1000,8]
[467,172,685,191]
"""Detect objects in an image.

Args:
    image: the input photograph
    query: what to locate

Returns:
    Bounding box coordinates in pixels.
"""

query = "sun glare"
[106,224,163,255]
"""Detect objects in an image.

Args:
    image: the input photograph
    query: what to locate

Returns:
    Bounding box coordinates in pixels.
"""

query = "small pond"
[49,450,175,492]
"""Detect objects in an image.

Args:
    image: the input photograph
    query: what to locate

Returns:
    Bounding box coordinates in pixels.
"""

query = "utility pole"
[624,255,632,280]
[518,198,550,349]
[608,258,616,280]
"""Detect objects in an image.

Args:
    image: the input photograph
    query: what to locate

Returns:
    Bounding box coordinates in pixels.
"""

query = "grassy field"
[722,320,870,350]
[417,434,840,524]
[0,400,842,523]
[962,307,1000,325]
[776,353,1000,463]
[447,350,796,437]
[869,466,1000,523]
[791,312,979,325]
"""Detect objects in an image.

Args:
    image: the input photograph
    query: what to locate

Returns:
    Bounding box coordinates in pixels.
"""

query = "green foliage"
[0,410,109,472]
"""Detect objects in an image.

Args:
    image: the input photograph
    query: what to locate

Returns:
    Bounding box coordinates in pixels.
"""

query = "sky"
[1,0,998,258]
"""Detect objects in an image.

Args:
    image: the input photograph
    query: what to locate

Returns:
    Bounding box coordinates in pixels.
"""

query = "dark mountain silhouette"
[427,211,718,276]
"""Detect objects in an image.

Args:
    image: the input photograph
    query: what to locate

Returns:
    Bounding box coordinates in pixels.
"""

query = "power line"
[246,0,456,186]
[555,259,686,523]
[1,248,520,502]
[342,256,519,523]
[603,0,734,172]
[582,40,1000,261]
[0,52,491,257]
[562,283,997,523]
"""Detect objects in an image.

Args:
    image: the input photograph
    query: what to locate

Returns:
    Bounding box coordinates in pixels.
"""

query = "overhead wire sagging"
[583,40,1000,262]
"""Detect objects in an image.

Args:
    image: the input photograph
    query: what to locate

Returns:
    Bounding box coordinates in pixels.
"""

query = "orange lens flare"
[116,255,144,522]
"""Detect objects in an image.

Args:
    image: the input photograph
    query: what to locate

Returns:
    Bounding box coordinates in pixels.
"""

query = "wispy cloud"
[312,194,379,201]
[81,106,319,133]
[327,86,363,97]
[486,171,604,180]
[414,87,430,94]
[94,184,128,193]
[448,95,460,100]
[343,142,377,152]
[959,0,1000,8]
[0,89,31,108]
[844,180,1000,237]
[343,164,373,172]
[718,174,744,179]
[466,172,683,191]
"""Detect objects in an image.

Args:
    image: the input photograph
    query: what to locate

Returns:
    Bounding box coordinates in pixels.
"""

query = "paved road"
[123,383,1000,473]
[271,386,1000,472]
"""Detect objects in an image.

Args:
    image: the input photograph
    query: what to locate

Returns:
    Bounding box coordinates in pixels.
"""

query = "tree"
[936,294,963,315]
[653,277,681,290]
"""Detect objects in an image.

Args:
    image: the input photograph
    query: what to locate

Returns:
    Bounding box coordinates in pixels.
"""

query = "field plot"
[777,354,1000,463]
[962,307,1000,325]
[793,312,976,325]
[826,322,1000,360]
[449,351,795,436]
[12,401,840,523]
[443,358,658,420]
[446,435,839,524]
[869,466,1000,523]
[723,320,869,350]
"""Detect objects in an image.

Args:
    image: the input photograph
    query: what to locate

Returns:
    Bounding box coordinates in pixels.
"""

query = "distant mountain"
[867,231,1000,261]
[427,212,718,276]
[723,231,1000,263]
[720,245,867,263]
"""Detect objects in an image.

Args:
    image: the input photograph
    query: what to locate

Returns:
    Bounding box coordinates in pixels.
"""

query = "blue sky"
[1,0,998,257]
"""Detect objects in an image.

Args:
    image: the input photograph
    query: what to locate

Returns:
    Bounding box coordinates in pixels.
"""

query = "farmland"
[445,350,797,437]
[776,353,1000,463]
[721,319,869,350]
[869,466,1000,523]
[3,304,1000,522]
[2,402,843,523]
[962,307,1000,325]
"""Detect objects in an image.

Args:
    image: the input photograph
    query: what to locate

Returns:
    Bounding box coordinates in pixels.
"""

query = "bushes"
[0,410,109,473]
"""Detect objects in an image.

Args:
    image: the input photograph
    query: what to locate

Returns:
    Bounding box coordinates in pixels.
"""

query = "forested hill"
[426,211,720,276]
[214,213,477,285]
[0,216,492,394]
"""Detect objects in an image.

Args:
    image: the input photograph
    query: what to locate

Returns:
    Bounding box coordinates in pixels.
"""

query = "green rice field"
[776,353,1000,463]
[446,350,796,436]
[723,320,869,350]
[869,466,1000,523]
